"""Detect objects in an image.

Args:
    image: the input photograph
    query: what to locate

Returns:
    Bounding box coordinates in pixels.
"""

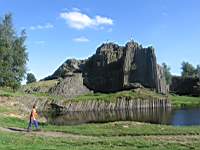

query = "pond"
[45,107,200,126]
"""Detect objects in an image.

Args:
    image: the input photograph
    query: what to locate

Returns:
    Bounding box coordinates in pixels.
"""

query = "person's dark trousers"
[27,118,39,130]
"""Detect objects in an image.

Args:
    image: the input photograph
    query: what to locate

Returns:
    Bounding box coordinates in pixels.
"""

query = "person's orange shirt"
[32,108,38,120]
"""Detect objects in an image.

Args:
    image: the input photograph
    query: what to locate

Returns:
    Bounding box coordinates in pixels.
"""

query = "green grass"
[21,80,58,89]
[170,94,200,108]
[1,83,200,149]
[1,95,200,150]
[67,88,166,103]
[0,87,26,97]
[0,80,59,99]
[2,84,200,108]
[1,115,200,137]
[19,80,58,94]
[1,130,199,150]
[0,87,65,102]
[0,106,9,113]
[0,115,200,150]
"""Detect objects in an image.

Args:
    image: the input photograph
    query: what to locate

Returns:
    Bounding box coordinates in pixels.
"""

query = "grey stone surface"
[156,65,169,94]
[43,59,85,80]
[49,73,92,98]
[46,97,171,112]
[44,40,168,94]
[84,43,125,92]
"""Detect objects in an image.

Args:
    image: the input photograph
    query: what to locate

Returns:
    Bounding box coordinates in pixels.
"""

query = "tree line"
[162,62,200,85]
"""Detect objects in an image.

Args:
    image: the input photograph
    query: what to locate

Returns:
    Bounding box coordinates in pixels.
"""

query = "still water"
[45,107,200,126]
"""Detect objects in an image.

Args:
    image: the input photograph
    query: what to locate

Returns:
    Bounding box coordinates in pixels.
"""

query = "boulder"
[49,73,92,98]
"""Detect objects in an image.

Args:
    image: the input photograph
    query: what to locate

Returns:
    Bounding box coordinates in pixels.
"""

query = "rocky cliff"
[44,40,168,94]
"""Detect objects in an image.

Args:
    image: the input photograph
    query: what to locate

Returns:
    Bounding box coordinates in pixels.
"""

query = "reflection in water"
[45,108,172,125]
[44,107,200,126]
[171,108,200,126]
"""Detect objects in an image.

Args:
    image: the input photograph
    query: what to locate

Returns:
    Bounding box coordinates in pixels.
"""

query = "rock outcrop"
[49,73,92,98]
[43,59,85,80]
[170,76,200,96]
[44,40,168,94]
[45,96,171,113]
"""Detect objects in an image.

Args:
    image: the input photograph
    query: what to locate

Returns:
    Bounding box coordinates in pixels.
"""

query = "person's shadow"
[8,127,27,132]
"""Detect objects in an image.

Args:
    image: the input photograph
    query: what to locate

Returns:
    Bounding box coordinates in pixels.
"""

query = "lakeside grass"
[170,94,200,108]
[67,88,166,103]
[1,114,200,137]
[1,130,199,150]
[1,90,200,149]
[0,114,200,150]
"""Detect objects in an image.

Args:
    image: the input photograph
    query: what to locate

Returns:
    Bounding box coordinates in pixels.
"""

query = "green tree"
[196,65,200,79]
[181,61,196,78]
[26,73,36,84]
[162,63,172,85]
[0,14,28,89]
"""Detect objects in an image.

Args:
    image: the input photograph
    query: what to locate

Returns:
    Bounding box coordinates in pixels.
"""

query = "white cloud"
[95,16,113,25]
[73,36,89,42]
[60,11,113,30]
[29,23,54,30]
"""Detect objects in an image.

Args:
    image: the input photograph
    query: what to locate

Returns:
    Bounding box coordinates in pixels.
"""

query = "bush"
[26,73,36,84]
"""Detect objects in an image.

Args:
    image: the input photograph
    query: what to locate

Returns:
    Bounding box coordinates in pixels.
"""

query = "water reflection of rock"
[46,108,172,125]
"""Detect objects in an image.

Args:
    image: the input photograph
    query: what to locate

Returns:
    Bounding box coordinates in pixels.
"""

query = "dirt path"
[0,126,93,139]
[1,126,200,143]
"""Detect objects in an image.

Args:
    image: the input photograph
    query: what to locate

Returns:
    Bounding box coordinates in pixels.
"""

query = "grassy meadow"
[0,83,200,149]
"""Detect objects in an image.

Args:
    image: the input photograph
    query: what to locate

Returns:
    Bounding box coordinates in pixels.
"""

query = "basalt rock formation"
[48,97,171,112]
[49,73,92,98]
[44,40,168,94]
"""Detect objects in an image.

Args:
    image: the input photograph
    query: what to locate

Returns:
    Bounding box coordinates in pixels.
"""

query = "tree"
[196,65,200,79]
[0,14,28,89]
[181,61,196,78]
[26,73,36,84]
[162,63,172,85]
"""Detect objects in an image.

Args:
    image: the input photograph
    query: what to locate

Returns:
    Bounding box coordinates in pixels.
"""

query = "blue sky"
[0,0,200,81]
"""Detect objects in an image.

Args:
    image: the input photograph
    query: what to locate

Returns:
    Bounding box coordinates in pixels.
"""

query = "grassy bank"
[0,87,64,101]
[1,130,199,150]
[1,115,200,137]
[170,94,200,108]
[0,114,200,150]
[1,84,200,108]
[67,88,166,103]
[1,89,200,149]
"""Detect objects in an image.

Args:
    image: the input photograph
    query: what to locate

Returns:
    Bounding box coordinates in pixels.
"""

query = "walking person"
[27,104,39,132]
